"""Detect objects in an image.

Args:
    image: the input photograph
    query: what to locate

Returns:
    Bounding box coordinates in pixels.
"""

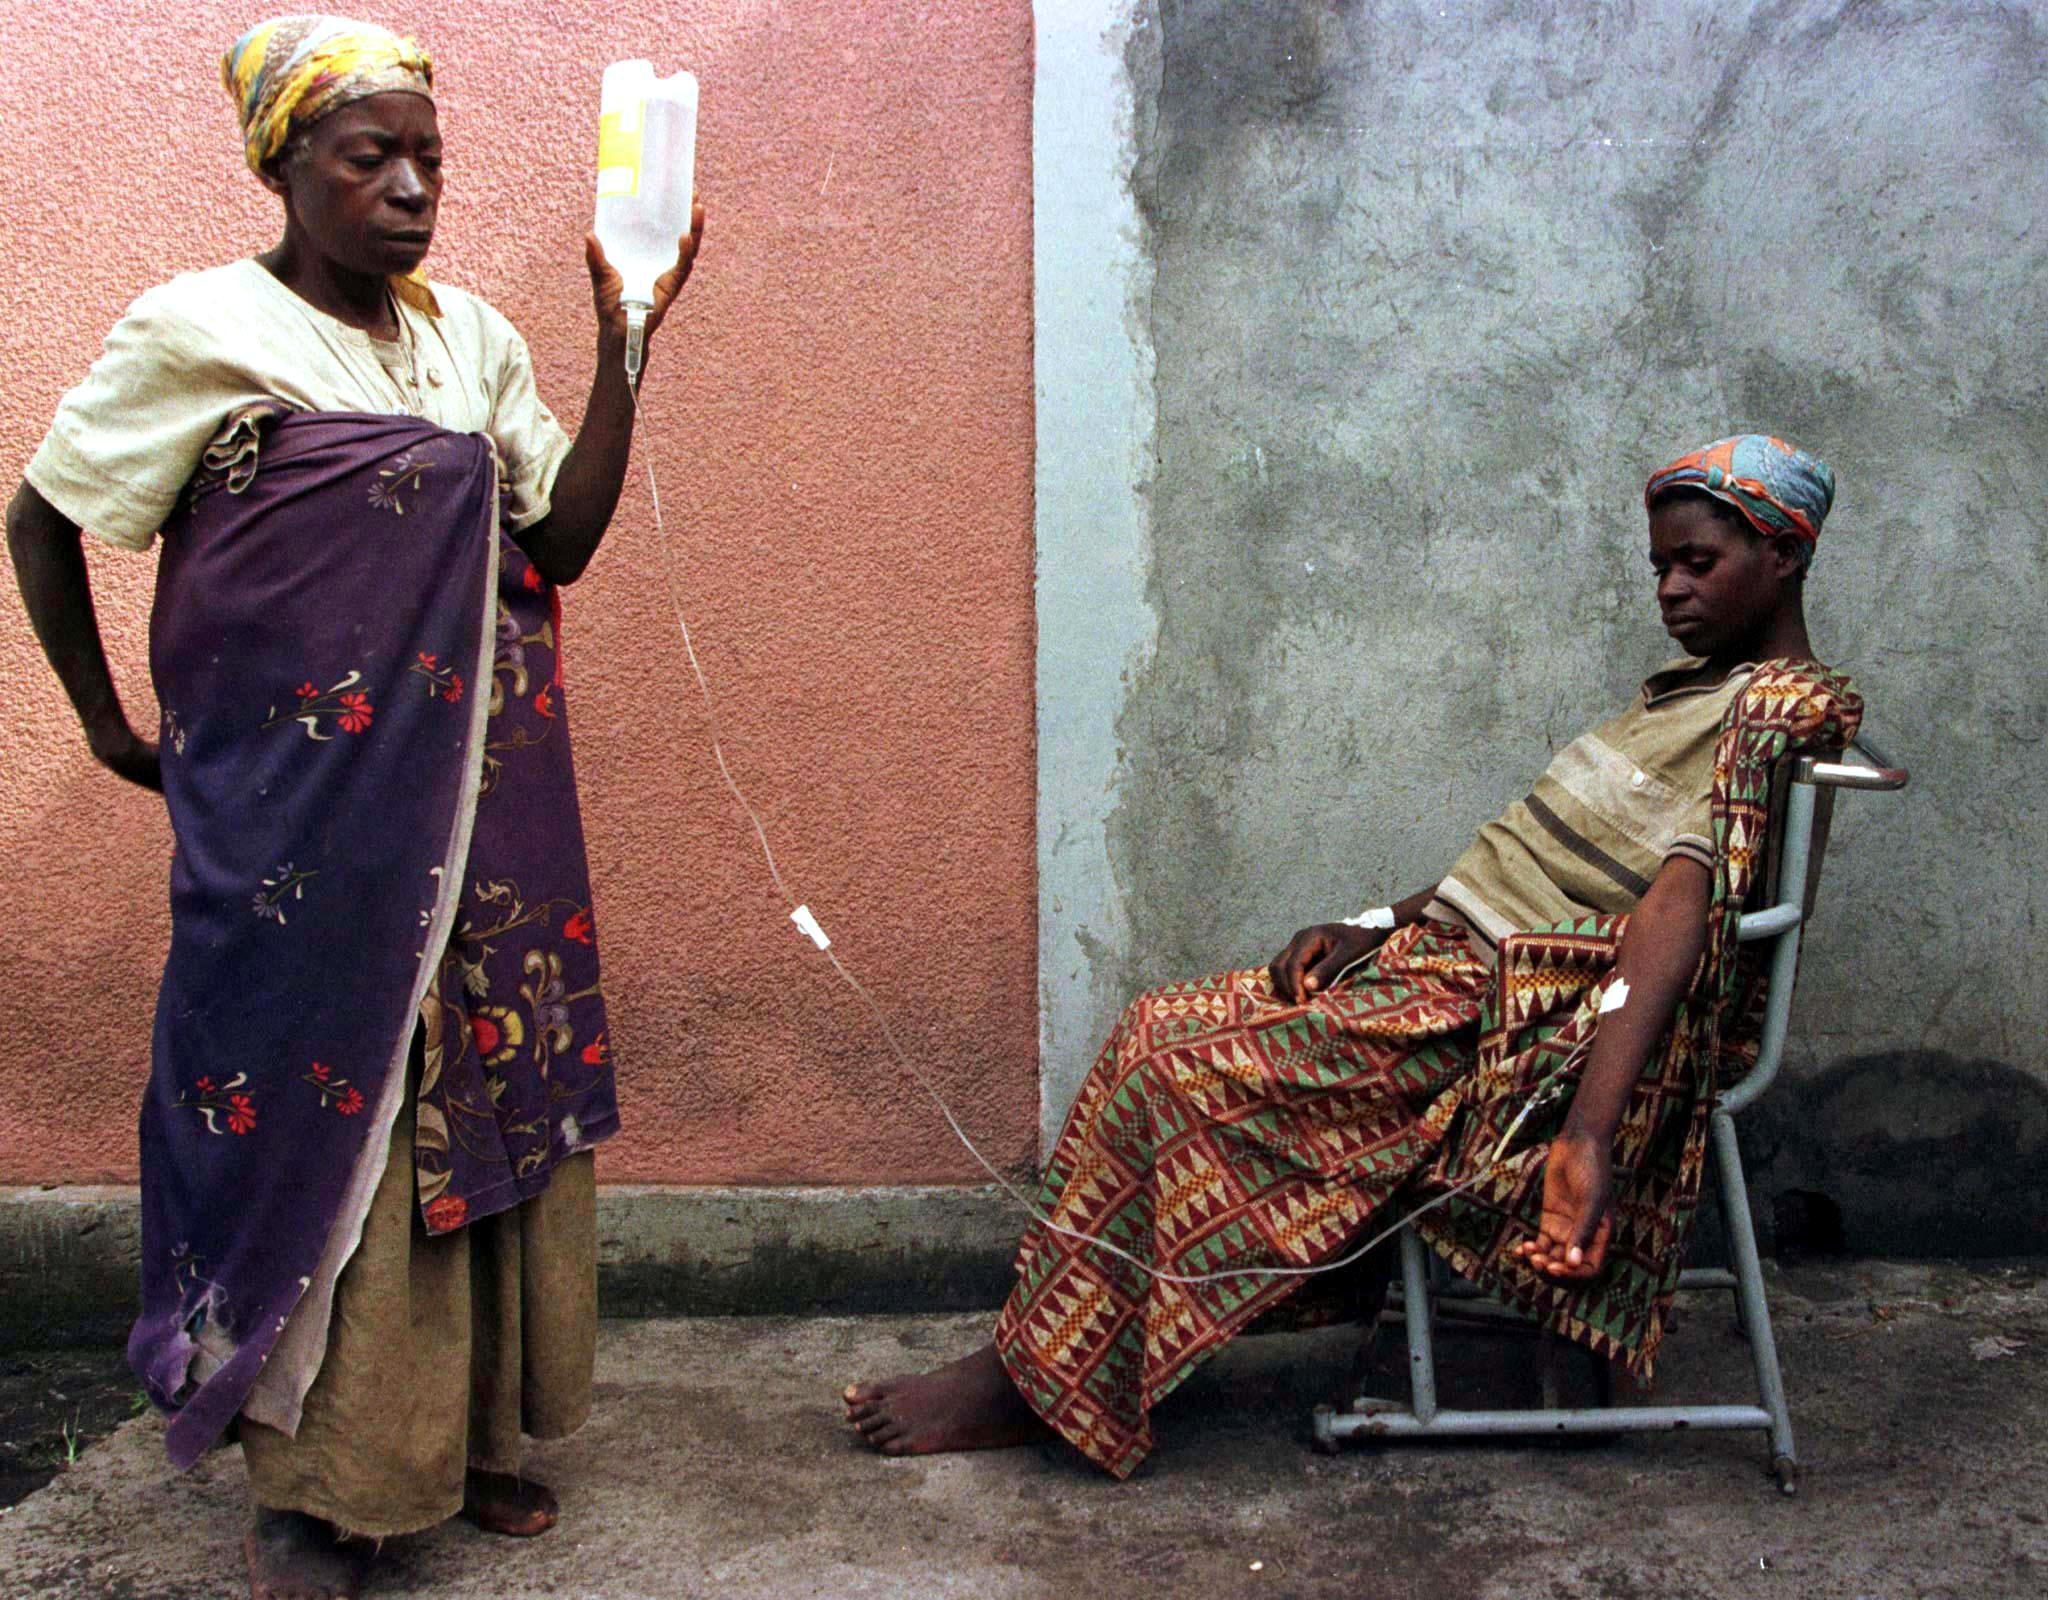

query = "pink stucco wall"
[0,2,1037,1186]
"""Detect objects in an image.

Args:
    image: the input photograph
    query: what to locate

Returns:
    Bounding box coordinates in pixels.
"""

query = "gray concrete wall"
[1036,0,2048,1249]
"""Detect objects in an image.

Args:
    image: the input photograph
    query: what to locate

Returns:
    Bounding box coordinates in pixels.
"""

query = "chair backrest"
[1721,733,1907,1115]
[1752,751,1841,925]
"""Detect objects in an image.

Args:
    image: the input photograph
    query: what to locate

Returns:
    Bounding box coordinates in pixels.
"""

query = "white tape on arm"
[790,904,831,950]
[1342,906,1396,931]
[1598,975,1631,1014]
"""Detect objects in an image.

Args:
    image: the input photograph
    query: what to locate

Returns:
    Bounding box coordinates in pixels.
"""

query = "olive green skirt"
[239,1043,597,1538]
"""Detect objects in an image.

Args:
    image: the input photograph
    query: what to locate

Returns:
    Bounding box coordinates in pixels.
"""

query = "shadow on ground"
[1,1259,2042,1599]
[0,1348,141,1508]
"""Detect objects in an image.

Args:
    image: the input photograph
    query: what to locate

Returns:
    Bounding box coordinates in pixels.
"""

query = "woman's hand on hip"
[92,725,163,793]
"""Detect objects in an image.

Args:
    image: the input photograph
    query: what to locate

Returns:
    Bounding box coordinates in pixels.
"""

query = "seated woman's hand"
[1269,922,1388,1004]
[1516,1130,1614,1283]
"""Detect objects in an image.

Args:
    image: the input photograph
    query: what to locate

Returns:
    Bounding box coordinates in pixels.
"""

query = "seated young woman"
[845,434,1851,1478]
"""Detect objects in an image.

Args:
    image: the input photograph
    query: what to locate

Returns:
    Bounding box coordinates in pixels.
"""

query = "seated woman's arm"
[5,481,160,790]
[1518,853,1712,1282]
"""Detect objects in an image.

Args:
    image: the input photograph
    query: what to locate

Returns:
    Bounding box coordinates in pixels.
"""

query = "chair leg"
[1398,1227,1438,1424]
[1712,1109,1798,1495]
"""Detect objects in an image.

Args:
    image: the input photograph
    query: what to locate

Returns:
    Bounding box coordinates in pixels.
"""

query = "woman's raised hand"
[583,199,707,346]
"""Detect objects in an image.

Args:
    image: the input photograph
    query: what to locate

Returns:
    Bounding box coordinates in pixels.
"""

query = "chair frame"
[1310,735,1908,1495]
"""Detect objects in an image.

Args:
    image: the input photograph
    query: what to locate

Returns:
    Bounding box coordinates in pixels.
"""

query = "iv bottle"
[594,60,698,381]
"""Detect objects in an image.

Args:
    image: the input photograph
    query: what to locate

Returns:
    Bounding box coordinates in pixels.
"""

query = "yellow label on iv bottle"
[596,104,643,198]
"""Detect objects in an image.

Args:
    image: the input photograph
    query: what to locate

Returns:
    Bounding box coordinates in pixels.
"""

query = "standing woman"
[6,16,700,1596]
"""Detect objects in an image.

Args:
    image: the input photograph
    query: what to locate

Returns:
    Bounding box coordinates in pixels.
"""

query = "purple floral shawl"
[132,410,617,1468]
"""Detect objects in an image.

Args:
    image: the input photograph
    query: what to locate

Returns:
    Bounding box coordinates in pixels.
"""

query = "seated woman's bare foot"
[460,1468,559,1537]
[842,1341,1054,1456]
[245,1508,373,1600]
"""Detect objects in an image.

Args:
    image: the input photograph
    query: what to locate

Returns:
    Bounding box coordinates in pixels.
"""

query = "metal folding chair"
[1312,735,1909,1495]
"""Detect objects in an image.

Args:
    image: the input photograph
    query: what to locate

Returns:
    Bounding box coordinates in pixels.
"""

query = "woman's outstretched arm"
[514,202,706,586]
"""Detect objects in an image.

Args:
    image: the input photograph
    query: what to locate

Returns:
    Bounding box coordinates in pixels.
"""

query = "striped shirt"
[1425,659,1753,956]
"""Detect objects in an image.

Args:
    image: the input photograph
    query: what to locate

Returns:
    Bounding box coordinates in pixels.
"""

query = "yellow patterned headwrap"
[222,15,434,176]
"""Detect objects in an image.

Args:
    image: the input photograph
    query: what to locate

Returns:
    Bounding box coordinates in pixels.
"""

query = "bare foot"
[460,1468,558,1538]
[246,1509,373,1600]
[842,1342,1054,1457]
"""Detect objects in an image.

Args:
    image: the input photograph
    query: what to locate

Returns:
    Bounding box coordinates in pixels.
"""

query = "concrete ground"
[0,1260,2040,1600]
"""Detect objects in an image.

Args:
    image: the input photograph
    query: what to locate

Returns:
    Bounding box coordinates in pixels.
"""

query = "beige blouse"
[1426,659,1756,955]
[26,258,572,548]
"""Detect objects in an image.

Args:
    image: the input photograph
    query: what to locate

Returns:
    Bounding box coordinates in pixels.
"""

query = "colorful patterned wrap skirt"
[993,924,1490,1477]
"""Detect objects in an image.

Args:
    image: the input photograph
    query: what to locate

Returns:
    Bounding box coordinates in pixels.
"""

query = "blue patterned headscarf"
[1644,435,1835,557]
